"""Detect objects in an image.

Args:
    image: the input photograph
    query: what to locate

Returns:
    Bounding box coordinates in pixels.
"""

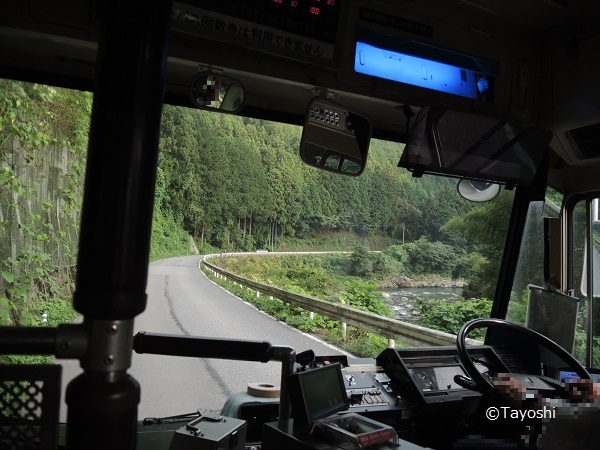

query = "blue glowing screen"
[354,41,492,100]
[559,371,600,384]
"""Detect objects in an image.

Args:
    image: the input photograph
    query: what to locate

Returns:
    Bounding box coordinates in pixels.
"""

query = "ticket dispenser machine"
[262,364,422,450]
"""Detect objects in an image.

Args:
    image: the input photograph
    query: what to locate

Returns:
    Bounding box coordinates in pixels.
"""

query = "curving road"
[58,255,345,421]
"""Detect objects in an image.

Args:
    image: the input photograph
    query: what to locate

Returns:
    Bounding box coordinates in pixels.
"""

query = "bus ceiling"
[1,1,600,167]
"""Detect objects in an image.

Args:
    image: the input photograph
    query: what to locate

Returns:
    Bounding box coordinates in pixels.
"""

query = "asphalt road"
[58,255,345,421]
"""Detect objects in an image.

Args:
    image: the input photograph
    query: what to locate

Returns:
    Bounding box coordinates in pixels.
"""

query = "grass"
[202,265,413,358]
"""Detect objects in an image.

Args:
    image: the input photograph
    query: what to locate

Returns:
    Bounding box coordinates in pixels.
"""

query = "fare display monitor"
[287,363,350,429]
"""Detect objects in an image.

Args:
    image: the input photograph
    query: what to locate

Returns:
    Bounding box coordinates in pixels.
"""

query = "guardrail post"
[388,338,395,348]
[341,322,347,341]
[256,291,260,298]
[309,312,314,320]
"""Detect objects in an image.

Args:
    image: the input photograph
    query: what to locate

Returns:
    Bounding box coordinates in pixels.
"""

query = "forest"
[155,104,480,252]
[155,103,515,302]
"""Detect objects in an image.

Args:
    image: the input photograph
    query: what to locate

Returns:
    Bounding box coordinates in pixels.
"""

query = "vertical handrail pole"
[66,1,172,448]
[272,346,296,421]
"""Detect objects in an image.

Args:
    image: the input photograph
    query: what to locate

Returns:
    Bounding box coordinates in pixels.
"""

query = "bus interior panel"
[1,0,600,449]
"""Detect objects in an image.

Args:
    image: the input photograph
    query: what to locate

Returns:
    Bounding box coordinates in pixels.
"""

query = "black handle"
[454,374,480,392]
[0,326,57,355]
[133,331,273,363]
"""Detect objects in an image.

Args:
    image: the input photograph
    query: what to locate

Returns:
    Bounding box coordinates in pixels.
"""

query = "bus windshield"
[1,83,515,418]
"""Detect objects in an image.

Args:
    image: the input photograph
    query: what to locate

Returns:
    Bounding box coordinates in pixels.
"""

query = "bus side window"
[571,197,600,367]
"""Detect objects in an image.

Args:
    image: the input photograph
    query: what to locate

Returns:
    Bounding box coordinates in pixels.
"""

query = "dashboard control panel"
[306,358,415,437]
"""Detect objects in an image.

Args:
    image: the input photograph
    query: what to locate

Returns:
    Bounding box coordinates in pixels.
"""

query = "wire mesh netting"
[0,136,82,325]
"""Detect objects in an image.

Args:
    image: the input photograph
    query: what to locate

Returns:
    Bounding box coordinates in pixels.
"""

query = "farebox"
[312,413,398,450]
[169,415,247,450]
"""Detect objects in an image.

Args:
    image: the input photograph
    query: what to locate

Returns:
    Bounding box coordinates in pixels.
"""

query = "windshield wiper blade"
[142,411,200,425]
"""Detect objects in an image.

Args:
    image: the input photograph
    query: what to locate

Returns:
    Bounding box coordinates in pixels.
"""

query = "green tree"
[350,246,373,276]
[384,245,409,269]
[413,297,492,339]
[403,236,458,276]
[440,191,514,299]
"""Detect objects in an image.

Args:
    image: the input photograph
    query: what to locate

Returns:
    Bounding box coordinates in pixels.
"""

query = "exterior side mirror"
[457,179,501,202]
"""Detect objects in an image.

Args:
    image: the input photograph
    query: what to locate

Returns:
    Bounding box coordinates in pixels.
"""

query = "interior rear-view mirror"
[190,72,245,113]
[399,107,552,187]
[299,98,371,176]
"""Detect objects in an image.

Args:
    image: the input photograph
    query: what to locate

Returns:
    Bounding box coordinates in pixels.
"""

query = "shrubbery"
[412,297,492,340]
[150,208,194,261]
[339,282,392,318]
[214,247,503,345]
[402,236,458,276]
[204,264,393,357]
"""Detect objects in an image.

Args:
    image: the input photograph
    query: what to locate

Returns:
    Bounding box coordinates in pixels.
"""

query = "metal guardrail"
[201,254,481,347]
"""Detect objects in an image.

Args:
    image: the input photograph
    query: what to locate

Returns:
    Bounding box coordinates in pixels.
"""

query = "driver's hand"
[493,376,527,406]
[567,379,600,403]
[495,376,600,404]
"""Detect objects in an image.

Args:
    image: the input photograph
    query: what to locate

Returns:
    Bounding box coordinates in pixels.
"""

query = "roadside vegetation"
[0,81,86,363]
[204,268,393,357]
[209,243,498,355]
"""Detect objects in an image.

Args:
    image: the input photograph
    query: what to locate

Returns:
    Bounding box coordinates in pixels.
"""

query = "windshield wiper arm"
[143,410,201,426]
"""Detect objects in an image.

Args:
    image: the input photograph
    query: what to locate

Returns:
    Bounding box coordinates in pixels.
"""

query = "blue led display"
[559,371,600,384]
[354,41,491,100]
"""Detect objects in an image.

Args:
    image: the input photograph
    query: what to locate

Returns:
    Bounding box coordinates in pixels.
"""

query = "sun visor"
[399,107,552,186]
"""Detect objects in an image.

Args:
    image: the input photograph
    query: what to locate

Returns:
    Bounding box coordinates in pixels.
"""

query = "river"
[382,286,463,321]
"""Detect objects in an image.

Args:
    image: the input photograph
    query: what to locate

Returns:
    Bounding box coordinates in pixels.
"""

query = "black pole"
[488,155,549,325]
[73,3,171,319]
[133,332,274,362]
[488,186,532,321]
[132,332,296,420]
[0,327,56,354]
[66,0,172,448]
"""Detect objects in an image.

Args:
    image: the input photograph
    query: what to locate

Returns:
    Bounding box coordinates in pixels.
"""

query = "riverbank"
[379,274,465,289]
[382,285,464,321]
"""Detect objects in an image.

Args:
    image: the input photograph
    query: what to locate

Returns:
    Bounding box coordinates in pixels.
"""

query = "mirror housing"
[299,98,371,176]
[190,72,245,113]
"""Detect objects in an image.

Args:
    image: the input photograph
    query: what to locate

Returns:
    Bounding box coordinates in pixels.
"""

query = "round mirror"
[190,72,244,113]
[457,179,501,202]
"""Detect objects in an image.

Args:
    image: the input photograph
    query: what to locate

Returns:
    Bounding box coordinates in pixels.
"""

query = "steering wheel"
[457,318,591,400]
